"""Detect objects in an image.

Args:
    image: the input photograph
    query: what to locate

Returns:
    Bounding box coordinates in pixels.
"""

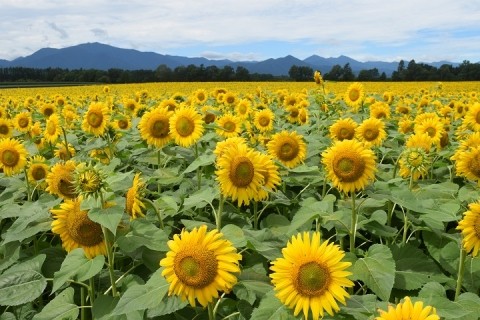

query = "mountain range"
[0,42,461,77]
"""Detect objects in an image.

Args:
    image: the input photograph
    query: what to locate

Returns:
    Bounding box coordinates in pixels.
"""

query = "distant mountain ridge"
[0,42,461,77]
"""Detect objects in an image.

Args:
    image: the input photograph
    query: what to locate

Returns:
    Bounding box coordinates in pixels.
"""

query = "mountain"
[0,42,461,76]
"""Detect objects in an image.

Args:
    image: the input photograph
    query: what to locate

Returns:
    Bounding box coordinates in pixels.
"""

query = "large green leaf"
[117,218,169,253]
[146,295,188,318]
[221,224,247,248]
[250,290,297,320]
[0,270,47,306]
[182,186,218,210]
[52,248,105,293]
[0,242,21,272]
[183,153,215,173]
[287,195,335,236]
[88,200,125,235]
[112,269,169,315]
[33,288,78,320]
[353,244,395,301]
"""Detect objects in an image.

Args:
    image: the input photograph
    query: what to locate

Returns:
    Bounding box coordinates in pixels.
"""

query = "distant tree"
[288,65,313,81]
[155,64,173,81]
[324,64,343,80]
[235,66,251,81]
[342,63,355,81]
[357,68,380,81]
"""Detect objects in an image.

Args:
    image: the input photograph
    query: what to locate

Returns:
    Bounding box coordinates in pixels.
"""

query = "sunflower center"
[197,92,206,101]
[290,108,299,118]
[349,89,360,102]
[0,124,9,135]
[176,116,195,137]
[204,113,216,124]
[223,121,236,133]
[278,138,299,161]
[376,112,386,119]
[226,96,235,104]
[230,156,255,187]
[363,128,379,141]
[31,166,47,180]
[339,128,354,140]
[68,212,104,247]
[475,112,480,124]
[43,107,54,117]
[2,149,19,167]
[333,155,366,183]
[87,112,103,128]
[174,247,218,288]
[59,178,77,199]
[18,117,29,128]
[118,119,129,129]
[46,121,57,135]
[469,153,480,178]
[151,119,169,138]
[426,127,436,138]
[238,105,248,114]
[295,261,330,296]
[258,116,270,127]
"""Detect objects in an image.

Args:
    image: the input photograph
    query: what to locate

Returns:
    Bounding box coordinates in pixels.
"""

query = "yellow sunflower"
[192,89,208,105]
[255,153,281,201]
[51,197,107,259]
[169,107,204,148]
[414,117,445,147]
[54,142,76,160]
[124,98,140,115]
[40,103,56,118]
[454,146,480,184]
[398,117,414,134]
[329,118,358,141]
[267,130,307,169]
[215,113,243,139]
[0,138,28,176]
[270,232,354,320]
[375,296,439,320]
[138,107,173,148]
[125,173,146,219]
[45,160,78,199]
[216,143,266,206]
[223,92,238,107]
[253,108,275,133]
[159,98,179,112]
[322,139,377,194]
[313,70,323,85]
[344,82,365,111]
[451,132,480,162]
[369,101,391,119]
[160,225,242,307]
[298,108,309,125]
[398,147,431,181]
[463,102,480,131]
[27,155,49,188]
[44,114,61,144]
[14,112,32,133]
[0,118,13,139]
[405,133,433,153]
[235,99,251,119]
[355,117,387,147]
[286,105,301,124]
[457,202,480,257]
[213,137,247,159]
[112,114,132,131]
[82,102,110,136]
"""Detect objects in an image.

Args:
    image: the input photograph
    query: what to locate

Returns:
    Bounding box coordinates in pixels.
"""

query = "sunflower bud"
[73,162,107,199]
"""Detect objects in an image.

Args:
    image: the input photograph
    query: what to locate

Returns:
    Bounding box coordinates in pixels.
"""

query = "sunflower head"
[270,232,353,319]
[0,138,28,176]
[169,107,205,147]
[399,147,431,181]
[267,130,307,168]
[0,119,13,139]
[375,296,439,320]
[82,102,110,136]
[46,160,78,199]
[125,173,146,219]
[27,155,49,188]
[313,70,323,85]
[160,225,242,307]
[457,202,480,257]
[73,162,107,199]
[138,107,173,148]
[344,82,365,111]
[330,118,358,141]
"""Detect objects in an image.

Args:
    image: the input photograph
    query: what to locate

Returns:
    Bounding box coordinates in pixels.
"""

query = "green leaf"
[183,153,215,173]
[117,219,169,253]
[182,186,218,210]
[2,203,52,244]
[88,202,124,235]
[92,294,120,320]
[52,248,105,293]
[337,294,386,320]
[250,290,297,320]
[33,288,78,320]
[418,282,472,319]
[3,254,46,274]
[221,224,247,248]
[0,270,47,306]
[146,295,188,318]
[353,244,395,301]
[0,242,21,272]
[287,195,335,236]
[155,195,179,217]
[112,269,169,315]
[153,167,184,186]
[456,293,480,320]
[0,312,16,320]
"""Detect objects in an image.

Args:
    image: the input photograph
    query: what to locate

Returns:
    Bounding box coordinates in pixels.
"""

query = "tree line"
[1,59,480,83]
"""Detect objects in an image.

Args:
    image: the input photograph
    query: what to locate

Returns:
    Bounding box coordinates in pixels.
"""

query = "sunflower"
[0,138,28,176]
[313,70,323,85]
[398,117,414,134]
[270,232,354,320]
[451,132,480,162]
[112,114,131,131]
[255,153,281,201]
[159,98,179,112]
[405,133,433,153]
[160,225,242,307]
[375,296,439,320]
[125,173,146,219]
[322,139,377,194]
[454,146,480,184]
[355,117,387,147]
[40,103,56,118]
[414,117,445,147]
[0,118,13,139]
[54,142,76,160]
[398,147,431,181]
[169,107,204,148]
[138,107,173,148]
[14,111,32,133]
[286,105,301,124]
[267,130,307,168]
[46,160,78,199]
[82,102,110,136]
[44,114,61,143]
[329,118,358,141]
[234,99,251,119]
[73,162,107,199]
[27,155,49,188]
[457,202,480,257]
[223,92,238,107]
[213,137,247,158]
[215,113,242,139]
[369,101,391,119]
[124,98,140,115]
[344,82,365,111]
[192,89,208,105]
[253,108,275,132]
[395,103,411,116]
[463,102,480,131]
[216,143,266,206]
[51,197,107,259]
[298,108,309,125]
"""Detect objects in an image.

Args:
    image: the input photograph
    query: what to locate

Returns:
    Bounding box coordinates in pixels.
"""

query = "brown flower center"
[230,156,255,187]
[18,117,29,128]
[87,111,103,128]
[468,153,480,178]
[58,178,77,199]
[277,137,299,161]
[363,128,379,141]
[151,119,169,138]
[173,247,218,288]
[223,121,236,133]
[0,124,9,135]
[333,155,366,182]
[118,119,129,129]
[294,261,330,296]
[258,116,270,127]
[204,113,216,124]
[68,211,104,247]
[349,89,360,102]
[339,127,354,140]
[2,149,19,167]
[31,165,47,180]
[426,126,436,138]
[175,116,195,137]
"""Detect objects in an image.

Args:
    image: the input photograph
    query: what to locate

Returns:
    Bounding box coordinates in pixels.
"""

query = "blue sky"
[1,0,479,63]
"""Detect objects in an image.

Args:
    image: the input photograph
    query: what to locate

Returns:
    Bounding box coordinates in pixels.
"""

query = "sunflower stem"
[350,193,357,252]
[208,302,216,320]
[143,198,164,229]
[80,285,86,320]
[23,167,32,202]
[99,192,118,297]
[61,126,71,160]
[216,194,224,230]
[455,247,467,300]
[89,277,95,304]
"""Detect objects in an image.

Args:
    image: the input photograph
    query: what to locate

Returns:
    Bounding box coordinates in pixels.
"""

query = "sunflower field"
[1,79,480,320]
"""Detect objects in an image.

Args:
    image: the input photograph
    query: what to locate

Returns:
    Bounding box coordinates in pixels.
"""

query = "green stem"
[455,248,467,300]
[402,210,409,245]
[89,277,95,304]
[321,176,327,198]
[61,127,71,160]
[350,193,357,252]
[80,286,86,320]
[195,143,202,190]
[216,194,224,230]
[208,301,216,320]
[253,201,259,229]
[143,198,164,229]
[23,167,32,202]
[99,192,118,297]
